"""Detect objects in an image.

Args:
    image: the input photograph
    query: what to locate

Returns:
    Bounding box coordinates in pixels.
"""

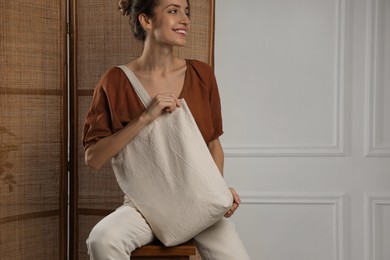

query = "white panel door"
[214,0,390,259]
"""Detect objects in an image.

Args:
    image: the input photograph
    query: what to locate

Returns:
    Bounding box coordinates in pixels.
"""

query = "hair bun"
[118,0,131,16]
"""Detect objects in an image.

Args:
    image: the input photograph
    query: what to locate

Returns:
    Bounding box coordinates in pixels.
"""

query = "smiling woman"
[80,0,250,259]
[118,0,190,42]
[71,0,217,258]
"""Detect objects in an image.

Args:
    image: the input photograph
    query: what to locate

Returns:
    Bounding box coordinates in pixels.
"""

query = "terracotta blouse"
[82,59,223,150]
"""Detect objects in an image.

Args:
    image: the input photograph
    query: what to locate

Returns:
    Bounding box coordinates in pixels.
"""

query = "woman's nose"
[180,12,190,25]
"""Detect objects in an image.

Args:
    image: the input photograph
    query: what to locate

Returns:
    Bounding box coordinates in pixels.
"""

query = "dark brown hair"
[118,0,190,41]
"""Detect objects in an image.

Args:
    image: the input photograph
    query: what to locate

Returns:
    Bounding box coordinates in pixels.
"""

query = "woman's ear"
[138,13,153,31]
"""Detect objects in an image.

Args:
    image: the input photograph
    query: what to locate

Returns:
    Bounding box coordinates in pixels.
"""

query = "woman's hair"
[118,0,190,42]
[118,0,158,41]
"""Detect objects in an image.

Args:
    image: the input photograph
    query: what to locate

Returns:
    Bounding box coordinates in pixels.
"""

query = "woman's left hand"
[225,187,241,218]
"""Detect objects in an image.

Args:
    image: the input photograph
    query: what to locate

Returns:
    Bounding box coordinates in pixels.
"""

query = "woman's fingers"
[229,187,241,204]
[224,202,239,218]
[145,94,181,121]
[155,94,181,112]
[224,187,241,218]
[158,94,181,112]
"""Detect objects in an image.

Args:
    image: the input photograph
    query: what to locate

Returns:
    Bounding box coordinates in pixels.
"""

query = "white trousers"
[86,198,250,260]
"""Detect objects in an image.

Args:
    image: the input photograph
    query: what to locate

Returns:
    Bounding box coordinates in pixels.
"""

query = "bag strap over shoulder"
[118,65,152,108]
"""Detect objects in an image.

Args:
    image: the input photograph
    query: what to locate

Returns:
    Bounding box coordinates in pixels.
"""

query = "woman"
[83,0,250,259]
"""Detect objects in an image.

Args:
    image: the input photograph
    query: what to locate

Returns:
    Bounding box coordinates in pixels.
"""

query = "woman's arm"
[85,94,181,171]
[85,113,149,171]
[208,138,224,176]
[208,138,241,218]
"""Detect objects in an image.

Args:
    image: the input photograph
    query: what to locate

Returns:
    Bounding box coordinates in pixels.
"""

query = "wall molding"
[223,0,347,157]
[239,192,346,260]
[364,193,390,260]
[364,0,390,157]
[223,145,345,157]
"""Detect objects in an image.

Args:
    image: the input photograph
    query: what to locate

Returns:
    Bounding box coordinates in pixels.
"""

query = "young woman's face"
[148,0,190,46]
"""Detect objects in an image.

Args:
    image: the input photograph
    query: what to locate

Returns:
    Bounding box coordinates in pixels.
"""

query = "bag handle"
[118,65,152,108]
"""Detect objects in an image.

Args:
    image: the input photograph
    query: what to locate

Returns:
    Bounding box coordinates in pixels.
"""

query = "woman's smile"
[172,28,188,36]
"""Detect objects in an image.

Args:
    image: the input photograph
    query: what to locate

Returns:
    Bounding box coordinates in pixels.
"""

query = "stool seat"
[132,240,199,260]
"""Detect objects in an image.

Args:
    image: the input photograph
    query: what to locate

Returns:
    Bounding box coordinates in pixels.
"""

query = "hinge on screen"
[67,161,71,172]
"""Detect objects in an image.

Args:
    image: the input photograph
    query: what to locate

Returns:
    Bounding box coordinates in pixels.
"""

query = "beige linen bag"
[111,65,233,246]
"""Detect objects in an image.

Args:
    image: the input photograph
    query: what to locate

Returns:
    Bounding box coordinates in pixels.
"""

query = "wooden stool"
[131,240,200,260]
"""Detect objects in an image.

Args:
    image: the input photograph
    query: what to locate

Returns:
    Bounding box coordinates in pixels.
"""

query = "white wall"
[214,0,390,259]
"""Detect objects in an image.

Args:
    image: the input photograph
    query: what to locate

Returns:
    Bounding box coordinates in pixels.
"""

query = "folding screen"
[70,0,215,259]
[0,1,68,259]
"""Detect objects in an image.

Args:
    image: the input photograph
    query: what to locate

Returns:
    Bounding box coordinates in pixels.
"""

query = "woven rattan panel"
[0,1,67,259]
[71,0,214,259]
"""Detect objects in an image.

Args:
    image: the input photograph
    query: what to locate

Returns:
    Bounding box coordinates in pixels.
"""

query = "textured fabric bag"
[111,65,233,246]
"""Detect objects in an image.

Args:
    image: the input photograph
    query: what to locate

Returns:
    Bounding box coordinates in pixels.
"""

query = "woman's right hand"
[142,94,182,123]
[85,93,181,171]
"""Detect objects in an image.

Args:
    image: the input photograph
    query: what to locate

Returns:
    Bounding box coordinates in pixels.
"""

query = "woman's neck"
[136,40,178,74]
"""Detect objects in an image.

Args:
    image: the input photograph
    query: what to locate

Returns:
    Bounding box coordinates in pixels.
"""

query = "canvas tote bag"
[111,65,233,246]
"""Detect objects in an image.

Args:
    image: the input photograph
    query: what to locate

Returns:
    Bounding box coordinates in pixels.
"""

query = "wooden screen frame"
[0,1,68,259]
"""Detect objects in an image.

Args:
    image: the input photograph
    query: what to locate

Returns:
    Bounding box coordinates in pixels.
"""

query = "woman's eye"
[168,9,177,14]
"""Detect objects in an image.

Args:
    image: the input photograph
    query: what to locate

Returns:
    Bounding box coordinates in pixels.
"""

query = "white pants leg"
[86,201,155,260]
[194,218,251,260]
[86,199,250,260]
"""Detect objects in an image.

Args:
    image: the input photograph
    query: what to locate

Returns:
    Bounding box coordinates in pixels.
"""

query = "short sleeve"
[82,81,112,150]
[208,69,224,141]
